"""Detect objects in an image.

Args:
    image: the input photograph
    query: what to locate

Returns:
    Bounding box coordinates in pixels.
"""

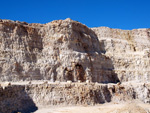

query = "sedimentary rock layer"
[92,27,150,82]
[0,19,118,83]
[0,18,150,83]
[0,18,150,113]
[0,82,150,113]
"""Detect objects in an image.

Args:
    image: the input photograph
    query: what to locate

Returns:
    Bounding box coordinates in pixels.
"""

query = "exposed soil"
[35,102,150,113]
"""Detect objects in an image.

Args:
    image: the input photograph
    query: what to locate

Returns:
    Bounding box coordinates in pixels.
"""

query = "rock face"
[0,82,150,113]
[92,27,150,82]
[0,18,150,112]
[0,18,150,83]
[0,85,37,113]
[0,18,120,83]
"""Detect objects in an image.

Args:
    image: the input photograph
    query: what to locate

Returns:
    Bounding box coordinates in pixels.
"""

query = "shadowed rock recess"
[0,18,150,112]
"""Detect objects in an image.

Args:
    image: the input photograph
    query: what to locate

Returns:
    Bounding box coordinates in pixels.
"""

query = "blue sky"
[0,0,149,30]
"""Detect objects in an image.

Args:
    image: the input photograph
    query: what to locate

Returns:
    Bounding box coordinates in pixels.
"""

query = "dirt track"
[35,102,150,113]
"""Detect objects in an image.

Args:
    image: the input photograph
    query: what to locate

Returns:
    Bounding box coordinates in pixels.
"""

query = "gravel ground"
[34,102,150,113]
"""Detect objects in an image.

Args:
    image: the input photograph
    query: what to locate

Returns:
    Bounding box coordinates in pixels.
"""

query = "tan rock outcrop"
[0,18,150,83]
[0,18,119,83]
[0,18,150,113]
[0,82,150,113]
[92,27,150,82]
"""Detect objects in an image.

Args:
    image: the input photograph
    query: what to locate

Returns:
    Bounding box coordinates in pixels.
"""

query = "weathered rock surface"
[92,27,150,82]
[0,19,150,83]
[0,18,119,83]
[0,82,150,113]
[0,18,150,112]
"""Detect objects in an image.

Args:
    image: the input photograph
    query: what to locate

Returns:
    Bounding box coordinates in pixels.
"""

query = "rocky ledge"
[0,82,150,113]
[0,18,150,112]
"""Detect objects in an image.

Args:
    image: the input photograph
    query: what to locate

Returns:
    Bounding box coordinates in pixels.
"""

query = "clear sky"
[0,0,149,30]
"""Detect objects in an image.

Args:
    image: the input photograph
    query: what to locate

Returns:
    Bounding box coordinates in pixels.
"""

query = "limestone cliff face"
[0,19,43,81]
[0,18,118,83]
[0,19,150,112]
[0,82,150,113]
[0,18,149,83]
[92,27,150,82]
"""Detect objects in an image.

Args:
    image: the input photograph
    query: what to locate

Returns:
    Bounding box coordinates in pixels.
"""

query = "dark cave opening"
[75,64,86,82]
[64,64,86,82]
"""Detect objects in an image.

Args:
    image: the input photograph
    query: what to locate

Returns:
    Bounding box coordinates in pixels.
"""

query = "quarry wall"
[0,82,150,113]
[0,18,150,112]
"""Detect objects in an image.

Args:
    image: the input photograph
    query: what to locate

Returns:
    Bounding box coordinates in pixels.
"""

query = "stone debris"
[67,80,72,84]
[78,80,81,83]
[55,81,60,84]
[43,81,48,84]
[86,80,90,83]
[28,81,32,84]
[117,82,121,85]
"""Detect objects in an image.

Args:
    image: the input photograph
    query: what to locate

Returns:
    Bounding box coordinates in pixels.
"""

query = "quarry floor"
[35,102,150,113]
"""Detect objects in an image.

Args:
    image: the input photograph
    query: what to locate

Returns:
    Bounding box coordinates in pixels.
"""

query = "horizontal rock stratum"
[0,18,150,113]
[0,18,150,83]
[0,82,150,113]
